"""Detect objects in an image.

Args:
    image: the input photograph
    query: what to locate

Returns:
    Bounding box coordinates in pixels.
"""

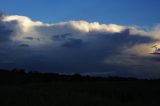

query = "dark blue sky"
[0,0,160,26]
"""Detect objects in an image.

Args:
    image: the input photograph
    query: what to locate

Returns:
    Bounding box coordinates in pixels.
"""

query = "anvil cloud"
[0,14,160,78]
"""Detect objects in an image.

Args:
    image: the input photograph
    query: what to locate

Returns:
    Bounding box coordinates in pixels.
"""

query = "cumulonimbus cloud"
[0,14,160,78]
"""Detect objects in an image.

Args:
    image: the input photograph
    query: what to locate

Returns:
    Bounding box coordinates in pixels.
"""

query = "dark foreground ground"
[0,69,160,106]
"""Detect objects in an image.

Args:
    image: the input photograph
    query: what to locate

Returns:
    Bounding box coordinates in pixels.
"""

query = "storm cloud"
[0,14,160,78]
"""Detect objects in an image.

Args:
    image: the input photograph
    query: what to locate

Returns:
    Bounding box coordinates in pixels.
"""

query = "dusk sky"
[0,0,160,78]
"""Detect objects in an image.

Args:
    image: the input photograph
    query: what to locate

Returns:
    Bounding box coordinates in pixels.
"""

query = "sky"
[0,0,160,26]
[0,0,160,78]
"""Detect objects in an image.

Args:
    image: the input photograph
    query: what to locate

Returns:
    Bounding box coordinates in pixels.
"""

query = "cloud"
[62,38,86,48]
[19,44,30,47]
[0,14,160,78]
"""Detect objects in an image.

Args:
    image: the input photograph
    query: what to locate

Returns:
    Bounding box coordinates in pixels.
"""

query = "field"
[0,69,160,106]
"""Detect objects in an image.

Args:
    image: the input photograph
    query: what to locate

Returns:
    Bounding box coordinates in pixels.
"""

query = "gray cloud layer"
[0,14,160,78]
